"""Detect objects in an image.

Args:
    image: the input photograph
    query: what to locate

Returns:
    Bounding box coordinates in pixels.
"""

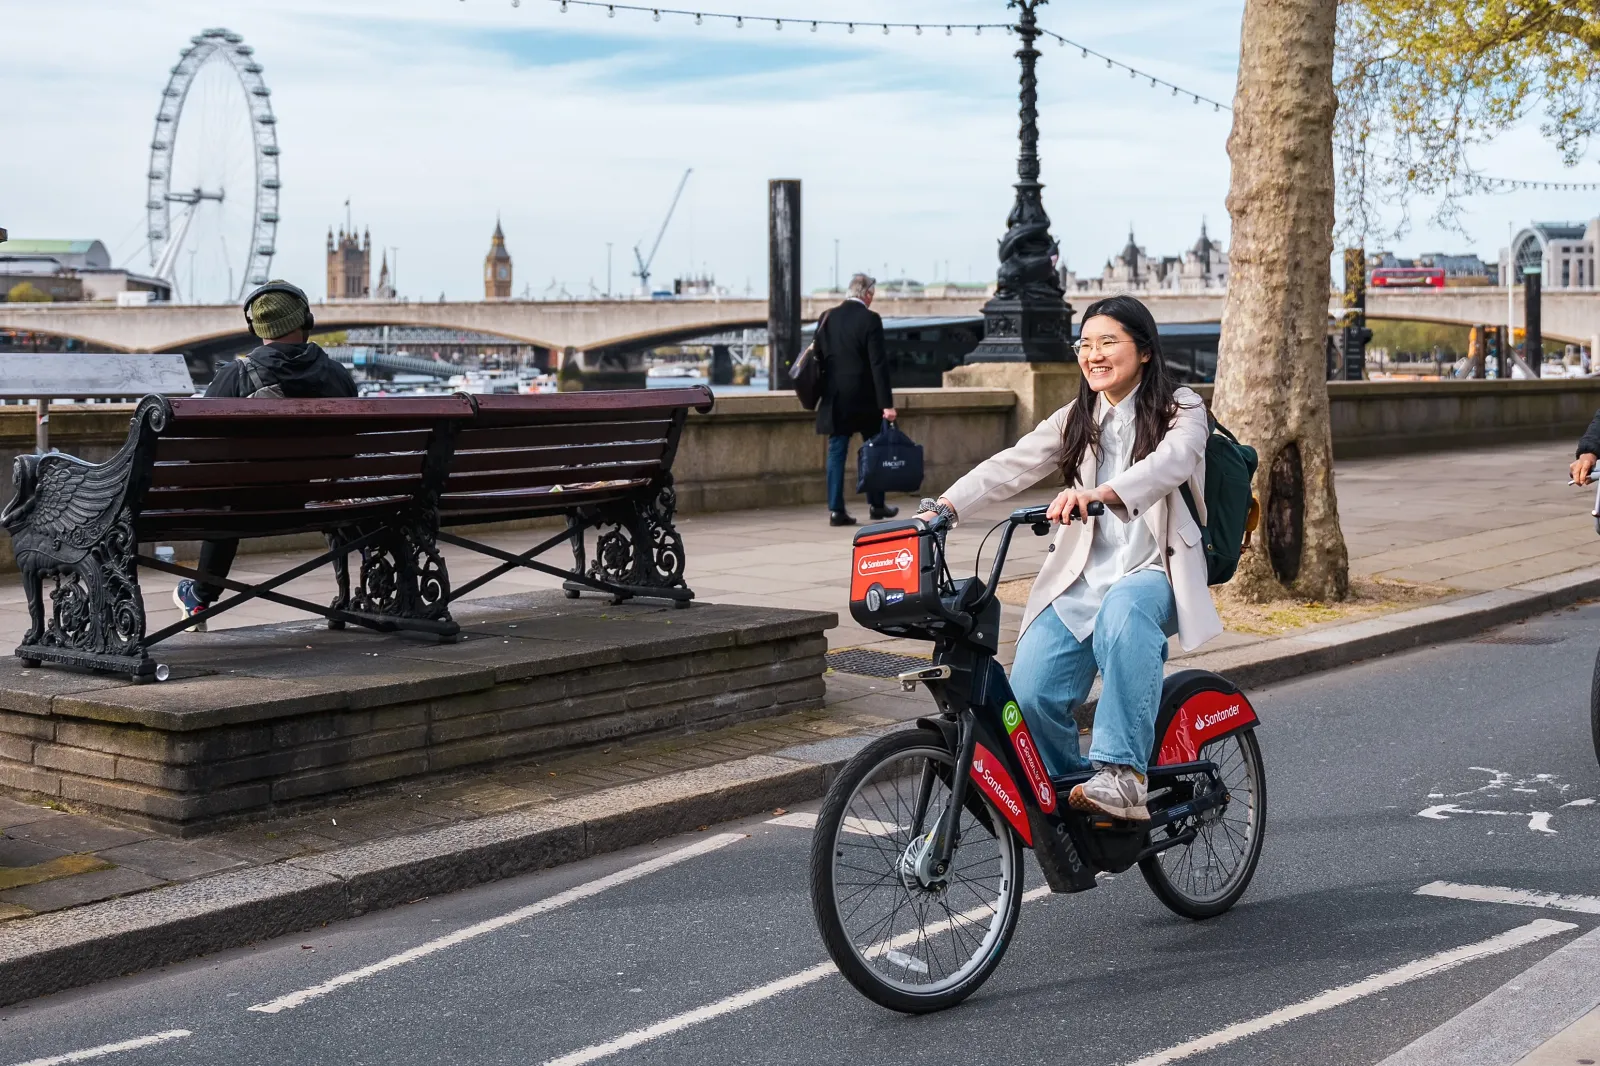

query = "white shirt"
[1051,387,1164,640]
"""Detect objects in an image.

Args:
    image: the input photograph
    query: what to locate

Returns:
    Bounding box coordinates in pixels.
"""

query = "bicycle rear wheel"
[809,727,1024,1014]
[1590,646,1600,768]
[1140,728,1266,920]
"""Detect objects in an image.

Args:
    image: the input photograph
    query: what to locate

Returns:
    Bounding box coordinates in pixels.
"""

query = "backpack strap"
[239,356,284,399]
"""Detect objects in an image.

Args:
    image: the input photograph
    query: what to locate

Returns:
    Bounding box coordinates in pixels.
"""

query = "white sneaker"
[1069,765,1149,821]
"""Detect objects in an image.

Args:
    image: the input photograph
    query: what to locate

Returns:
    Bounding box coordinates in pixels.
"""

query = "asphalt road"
[3,603,1599,1066]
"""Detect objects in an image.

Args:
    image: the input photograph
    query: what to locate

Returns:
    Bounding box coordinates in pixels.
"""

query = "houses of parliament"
[325,220,513,300]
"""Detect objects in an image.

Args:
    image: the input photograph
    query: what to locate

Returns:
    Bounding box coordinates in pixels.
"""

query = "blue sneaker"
[172,580,209,632]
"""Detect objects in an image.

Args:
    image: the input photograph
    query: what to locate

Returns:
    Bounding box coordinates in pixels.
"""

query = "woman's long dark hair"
[1060,294,1178,487]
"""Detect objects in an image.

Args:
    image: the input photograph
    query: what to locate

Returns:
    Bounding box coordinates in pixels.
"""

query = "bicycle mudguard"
[1151,669,1259,766]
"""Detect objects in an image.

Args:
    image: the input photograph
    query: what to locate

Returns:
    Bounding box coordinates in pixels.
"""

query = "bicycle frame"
[852,506,1256,895]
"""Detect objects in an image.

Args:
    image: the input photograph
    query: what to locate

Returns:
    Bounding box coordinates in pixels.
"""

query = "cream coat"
[941,386,1223,652]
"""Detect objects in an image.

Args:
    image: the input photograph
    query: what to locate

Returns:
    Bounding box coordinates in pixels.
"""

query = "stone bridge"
[1,289,1596,355]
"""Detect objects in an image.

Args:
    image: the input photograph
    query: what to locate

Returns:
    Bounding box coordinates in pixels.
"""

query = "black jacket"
[1579,411,1600,458]
[814,299,893,437]
[207,341,358,399]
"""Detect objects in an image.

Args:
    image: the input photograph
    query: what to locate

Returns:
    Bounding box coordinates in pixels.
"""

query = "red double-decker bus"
[1369,266,1446,288]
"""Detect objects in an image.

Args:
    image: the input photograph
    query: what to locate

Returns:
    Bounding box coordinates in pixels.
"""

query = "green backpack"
[1179,414,1259,585]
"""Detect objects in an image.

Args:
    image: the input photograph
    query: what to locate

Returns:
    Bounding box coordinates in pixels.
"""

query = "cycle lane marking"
[540,885,1055,1066]
[247,832,744,1016]
[766,811,903,836]
[1118,919,1577,1066]
[1416,880,1600,916]
[4,1029,191,1066]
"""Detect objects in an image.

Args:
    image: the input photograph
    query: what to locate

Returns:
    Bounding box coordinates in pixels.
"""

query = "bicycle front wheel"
[809,728,1024,1014]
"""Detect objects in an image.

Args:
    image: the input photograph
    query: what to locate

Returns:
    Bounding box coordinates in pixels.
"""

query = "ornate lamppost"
[967,0,1073,362]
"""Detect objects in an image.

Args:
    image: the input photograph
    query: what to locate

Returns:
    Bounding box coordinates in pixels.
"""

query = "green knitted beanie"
[248,286,309,339]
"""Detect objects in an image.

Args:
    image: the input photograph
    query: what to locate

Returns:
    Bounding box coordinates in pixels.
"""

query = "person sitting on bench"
[172,280,357,629]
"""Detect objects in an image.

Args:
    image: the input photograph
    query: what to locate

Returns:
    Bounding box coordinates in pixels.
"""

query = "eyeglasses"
[1072,338,1126,357]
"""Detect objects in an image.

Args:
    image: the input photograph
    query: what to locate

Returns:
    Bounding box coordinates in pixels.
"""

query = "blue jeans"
[1008,569,1177,777]
[826,433,886,514]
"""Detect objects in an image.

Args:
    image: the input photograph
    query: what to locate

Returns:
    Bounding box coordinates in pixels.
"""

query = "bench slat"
[154,430,430,463]
[454,419,672,451]
[150,452,424,489]
[137,500,401,540]
[167,396,474,421]
[441,462,662,495]
[446,440,666,476]
[144,477,422,510]
[439,480,647,517]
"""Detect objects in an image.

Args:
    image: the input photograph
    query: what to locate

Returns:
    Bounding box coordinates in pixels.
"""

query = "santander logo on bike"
[1193,702,1242,732]
[971,756,1023,819]
[857,548,914,577]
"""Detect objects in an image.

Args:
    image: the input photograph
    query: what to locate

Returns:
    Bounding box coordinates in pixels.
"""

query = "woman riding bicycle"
[920,295,1220,822]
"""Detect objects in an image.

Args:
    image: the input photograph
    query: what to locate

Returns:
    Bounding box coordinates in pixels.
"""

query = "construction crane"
[632,168,691,295]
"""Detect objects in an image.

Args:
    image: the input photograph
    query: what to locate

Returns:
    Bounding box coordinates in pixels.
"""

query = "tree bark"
[1213,0,1350,603]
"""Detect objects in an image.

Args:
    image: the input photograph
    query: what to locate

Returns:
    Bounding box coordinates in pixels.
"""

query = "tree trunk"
[1212,0,1349,603]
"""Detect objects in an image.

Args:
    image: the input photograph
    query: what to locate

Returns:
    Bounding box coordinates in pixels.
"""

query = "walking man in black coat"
[816,273,897,526]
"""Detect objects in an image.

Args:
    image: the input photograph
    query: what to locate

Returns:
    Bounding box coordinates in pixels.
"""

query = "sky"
[2,0,1596,305]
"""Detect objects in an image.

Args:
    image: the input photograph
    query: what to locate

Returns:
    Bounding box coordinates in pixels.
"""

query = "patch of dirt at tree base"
[993,574,1458,638]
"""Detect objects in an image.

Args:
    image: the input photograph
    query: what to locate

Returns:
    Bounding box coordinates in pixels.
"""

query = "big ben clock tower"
[484,219,512,299]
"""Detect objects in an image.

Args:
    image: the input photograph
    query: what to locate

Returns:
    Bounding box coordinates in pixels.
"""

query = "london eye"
[145,28,279,303]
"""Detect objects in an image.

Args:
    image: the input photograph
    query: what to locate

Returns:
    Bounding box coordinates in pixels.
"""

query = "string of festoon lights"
[493,0,1238,112]
[480,0,1600,190]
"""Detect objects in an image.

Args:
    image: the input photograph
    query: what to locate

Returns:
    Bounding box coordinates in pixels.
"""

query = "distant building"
[374,252,395,300]
[1062,222,1228,295]
[1503,219,1599,289]
[484,220,512,299]
[327,226,372,300]
[0,238,172,302]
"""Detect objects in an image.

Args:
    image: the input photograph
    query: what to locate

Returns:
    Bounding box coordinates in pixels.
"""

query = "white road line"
[1119,919,1576,1066]
[6,1030,192,1066]
[766,811,903,836]
[543,885,1053,1066]
[1416,880,1600,915]
[248,832,744,1015]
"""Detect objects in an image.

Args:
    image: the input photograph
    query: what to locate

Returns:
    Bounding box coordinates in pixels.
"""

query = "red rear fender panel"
[969,742,1033,846]
[1156,688,1259,766]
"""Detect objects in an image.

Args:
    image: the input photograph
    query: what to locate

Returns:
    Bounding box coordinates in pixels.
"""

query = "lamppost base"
[965,295,1075,363]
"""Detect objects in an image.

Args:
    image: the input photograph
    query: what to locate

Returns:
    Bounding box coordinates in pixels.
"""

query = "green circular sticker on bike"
[1002,700,1022,733]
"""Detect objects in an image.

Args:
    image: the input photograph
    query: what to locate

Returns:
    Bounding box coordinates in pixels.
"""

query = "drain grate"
[827,648,933,678]
[1472,633,1567,646]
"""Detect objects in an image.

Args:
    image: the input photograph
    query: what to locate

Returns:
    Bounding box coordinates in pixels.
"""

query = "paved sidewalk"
[1,439,1596,975]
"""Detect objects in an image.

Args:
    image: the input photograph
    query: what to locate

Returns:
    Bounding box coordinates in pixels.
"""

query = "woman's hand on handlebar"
[1046,486,1117,524]
[1572,453,1597,487]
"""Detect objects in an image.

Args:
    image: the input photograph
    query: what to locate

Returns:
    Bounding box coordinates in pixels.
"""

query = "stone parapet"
[0,593,834,834]
[1188,377,1600,459]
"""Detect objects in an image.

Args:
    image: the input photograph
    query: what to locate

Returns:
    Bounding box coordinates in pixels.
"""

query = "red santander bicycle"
[809,505,1266,1013]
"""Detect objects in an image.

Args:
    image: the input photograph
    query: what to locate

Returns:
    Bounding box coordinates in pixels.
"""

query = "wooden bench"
[2,387,714,681]
[3,394,475,680]
[436,386,714,607]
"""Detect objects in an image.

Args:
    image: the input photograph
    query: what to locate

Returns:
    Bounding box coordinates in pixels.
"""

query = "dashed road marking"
[1118,920,1577,1066]
[5,1029,192,1066]
[1415,880,1600,916]
[541,885,1054,1066]
[765,811,903,836]
[247,832,744,1015]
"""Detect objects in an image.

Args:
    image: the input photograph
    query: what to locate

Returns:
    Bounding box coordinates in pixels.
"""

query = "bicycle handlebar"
[923,500,1106,626]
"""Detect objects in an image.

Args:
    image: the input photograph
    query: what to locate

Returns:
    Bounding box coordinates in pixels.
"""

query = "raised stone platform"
[0,593,834,835]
